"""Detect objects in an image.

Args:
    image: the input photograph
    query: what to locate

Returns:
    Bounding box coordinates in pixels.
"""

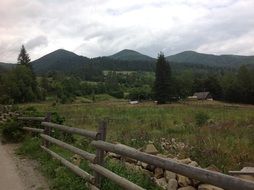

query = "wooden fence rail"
[91,140,254,190]
[40,134,96,162]
[41,122,98,139]
[18,114,254,190]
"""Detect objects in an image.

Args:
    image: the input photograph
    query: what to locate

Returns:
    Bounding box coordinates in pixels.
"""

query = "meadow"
[19,96,254,173]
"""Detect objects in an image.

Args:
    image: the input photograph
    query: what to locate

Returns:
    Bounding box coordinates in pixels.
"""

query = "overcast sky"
[1,0,254,63]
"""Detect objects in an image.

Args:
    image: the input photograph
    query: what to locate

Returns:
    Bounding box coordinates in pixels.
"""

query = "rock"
[147,164,156,172]
[179,158,192,164]
[71,154,81,166]
[122,156,137,164]
[144,144,159,155]
[198,184,223,190]
[178,186,196,190]
[189,161,199,167]
[177,174,192,187]
[154,177,168,189]
[108,152,121,159]
[154,167,164,179]
[237,167,254,182]
[124,162,142,171]
[205,165,221,172]
[167,179,178,190]
[157,154,167,158]
[140,162,148,169]
[143,169,154,177]
[165,170,176,182]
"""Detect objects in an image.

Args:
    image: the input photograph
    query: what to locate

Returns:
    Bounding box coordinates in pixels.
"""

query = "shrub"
[195,111,210,127]
[50,112,74,143]
[2,120,25,142]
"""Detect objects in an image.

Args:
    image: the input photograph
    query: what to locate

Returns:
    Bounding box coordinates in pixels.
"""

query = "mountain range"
[1,49,254,75]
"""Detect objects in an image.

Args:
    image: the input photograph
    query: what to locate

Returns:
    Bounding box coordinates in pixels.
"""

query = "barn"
[193,92,213,100]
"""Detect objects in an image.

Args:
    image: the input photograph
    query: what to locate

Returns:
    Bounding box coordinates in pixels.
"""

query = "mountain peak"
[109,49,155,61]
[49,49,78,56]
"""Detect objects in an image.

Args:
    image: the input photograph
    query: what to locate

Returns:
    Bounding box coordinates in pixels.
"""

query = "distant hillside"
[167,51,254,67]
[0,62,16,69]
[26,49,254,76]
[32,49,90,74]
[109,49,155,62]
[32,49,155,75]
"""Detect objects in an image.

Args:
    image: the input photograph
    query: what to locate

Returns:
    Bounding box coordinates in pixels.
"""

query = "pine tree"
[154,52,171,104]
[17,45,31,69]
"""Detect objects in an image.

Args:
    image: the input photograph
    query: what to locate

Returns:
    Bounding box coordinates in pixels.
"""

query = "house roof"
[193,92,211,100]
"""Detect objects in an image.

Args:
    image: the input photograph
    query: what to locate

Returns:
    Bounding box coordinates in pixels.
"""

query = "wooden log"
[40,134,96,162]
[43,113,51,148]
[88,183,100,190]
[41,122,98,139]
[91,140,254,190]
[90,164,144,190]
[229,171,254,176]
[18,116,45,121]
[41,145,94,184]
[23,127,44,133]
[94,121,107,186]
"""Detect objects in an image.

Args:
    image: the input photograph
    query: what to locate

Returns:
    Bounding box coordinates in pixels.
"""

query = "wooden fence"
[18,113,254,190]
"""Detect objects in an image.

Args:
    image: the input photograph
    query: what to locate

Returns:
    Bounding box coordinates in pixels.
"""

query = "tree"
[154,52,171,104]
[17,45,31,69]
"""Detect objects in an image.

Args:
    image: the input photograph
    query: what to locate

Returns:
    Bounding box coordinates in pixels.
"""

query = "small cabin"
[193,92,213,100]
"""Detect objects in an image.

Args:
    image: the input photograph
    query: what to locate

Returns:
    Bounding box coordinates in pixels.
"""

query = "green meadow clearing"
[19,97,254,173]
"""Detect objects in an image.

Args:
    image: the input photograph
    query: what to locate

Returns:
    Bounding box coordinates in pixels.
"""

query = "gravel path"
[0,142,49,190]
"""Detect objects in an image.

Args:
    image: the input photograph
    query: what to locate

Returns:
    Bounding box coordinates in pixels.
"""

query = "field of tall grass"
[19,98,254,173]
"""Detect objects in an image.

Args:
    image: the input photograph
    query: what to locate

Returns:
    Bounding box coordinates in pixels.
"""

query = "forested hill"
[0,62,16,69]
[31,49,156,75]
[32,49,90,74]
[1,49,254,76]
[108,49,155,61]
[167,51,254,67]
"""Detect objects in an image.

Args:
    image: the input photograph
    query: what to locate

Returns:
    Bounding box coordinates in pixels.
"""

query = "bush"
[195,111,210,127]
[2,120,25,142]
[50,112,74,143]
[109,90,124,99]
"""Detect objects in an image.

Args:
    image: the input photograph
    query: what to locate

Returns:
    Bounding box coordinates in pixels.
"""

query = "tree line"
[0,46,254,104]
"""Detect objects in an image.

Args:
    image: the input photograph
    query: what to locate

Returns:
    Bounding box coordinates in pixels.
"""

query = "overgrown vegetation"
[16,130,160,189]
[1,47,254,104]
[18,101,254,173]
[1,120,25,142]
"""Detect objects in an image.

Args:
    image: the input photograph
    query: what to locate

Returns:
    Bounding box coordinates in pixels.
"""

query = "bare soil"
[0,142,49,190]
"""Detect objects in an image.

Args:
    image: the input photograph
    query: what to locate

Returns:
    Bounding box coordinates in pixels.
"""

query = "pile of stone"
[0,105,19,124]
[107,142,223,190]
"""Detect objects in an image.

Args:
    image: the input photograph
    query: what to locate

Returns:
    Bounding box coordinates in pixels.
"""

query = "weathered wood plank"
[43,113,51,148]
[90,164,144,190]
[41,145,94,183]
[41,122,98,139]
[94,121,107,186]
[40,134,96,162]
[91,140,254,190]
[23,127,44,133]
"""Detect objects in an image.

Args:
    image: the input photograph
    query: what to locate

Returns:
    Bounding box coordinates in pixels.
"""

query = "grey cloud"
[0,0,254,62]
[26,36,48,50]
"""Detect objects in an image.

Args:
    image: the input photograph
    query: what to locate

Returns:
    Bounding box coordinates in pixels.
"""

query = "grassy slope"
[19,100,254,173]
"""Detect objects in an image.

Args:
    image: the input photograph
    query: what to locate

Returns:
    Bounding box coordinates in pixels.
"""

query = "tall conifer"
[154,52,171,104]
[17,45,31,69]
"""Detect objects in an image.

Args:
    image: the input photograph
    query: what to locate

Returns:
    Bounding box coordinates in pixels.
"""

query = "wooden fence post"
[94,120,107,187]
[43,112,51,147]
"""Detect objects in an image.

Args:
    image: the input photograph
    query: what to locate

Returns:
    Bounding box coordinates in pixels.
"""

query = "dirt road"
[0,142,49,190]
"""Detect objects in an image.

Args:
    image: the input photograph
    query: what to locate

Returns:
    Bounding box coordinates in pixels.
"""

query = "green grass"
[16,135,160,190]
[18,100,254,174]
